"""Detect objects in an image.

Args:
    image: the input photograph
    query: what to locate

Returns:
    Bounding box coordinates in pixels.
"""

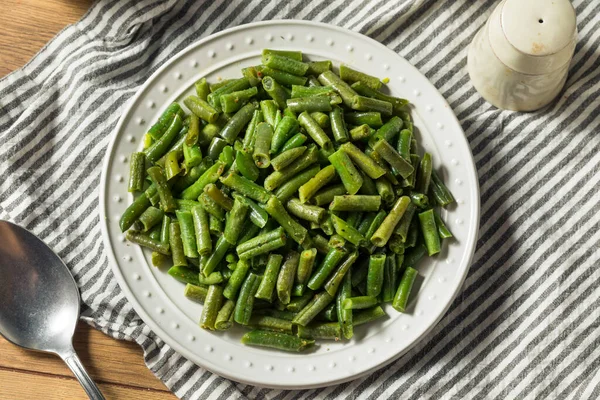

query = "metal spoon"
[0,221,105,400]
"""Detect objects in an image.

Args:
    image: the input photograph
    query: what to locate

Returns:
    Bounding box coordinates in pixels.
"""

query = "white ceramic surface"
[468,0,577,111]
[100,20,479,389]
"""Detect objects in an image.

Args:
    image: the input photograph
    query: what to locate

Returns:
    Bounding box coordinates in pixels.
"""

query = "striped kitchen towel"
[1,0,599,398]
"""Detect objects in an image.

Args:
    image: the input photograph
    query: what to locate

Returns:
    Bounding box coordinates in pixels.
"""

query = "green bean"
[264,196,308,246]
[309,112,329,131]
[262,49,303,61]
[298,111,333,152]
[339,65,382,90]
[260,100,278,128]
[328,234,345,250]
[372,117,403,144]
[274,109,283,127]
[388,235,405,255]
[372,138,414,179]
[223,259,250,300]
[252,122,273,169]
[351,95,392,115]
[402,154,420,189]
[144,114,183,163]
[410,192,429,209]
[223,197,249,245]
[358,173,376,196]
[159,215,170,245]
[277,251,299,304]
[197,271,224,285]
[220,172,271,203]
[219,101,258,144]
[342,295,378,310]
[263,54,309,76]
[393,266,417,312]
[361,210,386,244]
[175,199,201,211]
[280,132,307,152]
[262,76,289,109]
[306,60,332,75]
[241,330,314,352]
[405,218,419,248]
[344,111,383,128]
[375,177,395,204]
[214,299,235,330]
[331,214,366,247]
[185,114,200,146]
[146,166,177,212]
[209,214,223,236]
[271,116,299,154]
[138,206,163,232]
[284,291,313,313]
[257,65,308,86]
[310,184,347,206]
[184,283,208,303]
[232,193,269,228]
[199,193,225,221]
[286,96,332,114]
[340,142,386,180]
[181,143,202,170]
[234,272,261,325]
[263,145,318,191]
[415,152,432,194]
[180,161,225,200]
[199,285,223,330]
[298,165,336,203]
[292,291,334,326]
[255,254,283,301]
[242,109,263,150]
[312,234,331,254]
[328,149,363,195]
[307,247,347,290]
[183,95,219,124]
[193,77,210,101]
[236,227,285,254]
[274,166,320,203]
[329,195,381,212]
[397,129,412,160]
[237,220,261,246]
[148,225,161,241]
[292,283,306,297]
[238,234,286,259]
[143,134,153,149]
[286,198,326,224]
[307,75,321,87]
[336,266,353,339]
[430,169,455,207]
[175,210,199,258]
[317,302,338,322]
[291,85,334,98]
[403,242,427,267]
[434,210,453,239]
[191,206,212,256]
[172,158,212,194]
[203,235,232,276]
[167,222,187,267]
[271,146,306,171]
[366,253,386,297]
[371,196,410,247]
[324,250,358,297]
[350,81,408,113]
[169,266,200,287]
[248,315,293,334]
[297,248,317,285]
[128,152,146,192]
[125,230,170,255]
[220,87,258,113]
[119,186,155,231]
[283,107,296,119]
[418,209,441,256]
[329,105,349,143]
[354,305,386,325]
[317,70,358,108]
[207,78,250,111]
[297,322,341,340]
[320,215,335,236]
[146,103,181,140]
[349,124,372,141]
[163,150,180,180]
[254,308,297,321]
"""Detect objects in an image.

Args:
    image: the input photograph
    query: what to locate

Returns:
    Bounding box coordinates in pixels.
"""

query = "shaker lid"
[501,0,576,56]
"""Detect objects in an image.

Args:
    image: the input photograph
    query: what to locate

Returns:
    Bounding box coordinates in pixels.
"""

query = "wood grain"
[0,0,94,77]
[0,1,177,398]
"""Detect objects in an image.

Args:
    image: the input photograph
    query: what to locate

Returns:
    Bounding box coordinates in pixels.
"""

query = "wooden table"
[0,1,175,398]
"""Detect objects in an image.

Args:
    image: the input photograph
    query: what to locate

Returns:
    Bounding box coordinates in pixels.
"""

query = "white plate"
[100,20,479,389]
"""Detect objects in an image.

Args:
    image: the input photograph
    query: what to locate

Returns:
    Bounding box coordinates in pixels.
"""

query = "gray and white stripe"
[1,0,598,398]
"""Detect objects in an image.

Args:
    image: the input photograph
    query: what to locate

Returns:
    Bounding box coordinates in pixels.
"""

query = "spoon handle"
[61,349,106,400]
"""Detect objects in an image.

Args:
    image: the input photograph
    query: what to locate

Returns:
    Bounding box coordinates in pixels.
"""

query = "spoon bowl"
[0,220,104,399]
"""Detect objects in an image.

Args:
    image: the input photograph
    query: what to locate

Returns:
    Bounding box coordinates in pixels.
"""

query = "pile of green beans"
[121,48,456,352]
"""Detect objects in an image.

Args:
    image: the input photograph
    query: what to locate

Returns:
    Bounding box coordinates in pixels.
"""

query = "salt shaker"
[467,0,577,111]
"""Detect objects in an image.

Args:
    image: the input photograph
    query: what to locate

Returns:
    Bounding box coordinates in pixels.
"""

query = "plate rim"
[99,19,480,389]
